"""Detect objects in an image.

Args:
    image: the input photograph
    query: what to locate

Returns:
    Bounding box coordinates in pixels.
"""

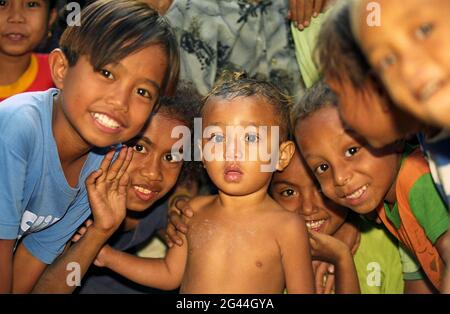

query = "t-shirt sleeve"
[22,193,92,264]
[398,243,424,281]
[408,173,450,244]
[0,113,35,239]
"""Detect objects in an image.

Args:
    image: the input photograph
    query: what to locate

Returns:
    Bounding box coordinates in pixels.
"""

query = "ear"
[276,140,295,171]
[49,49,69,90]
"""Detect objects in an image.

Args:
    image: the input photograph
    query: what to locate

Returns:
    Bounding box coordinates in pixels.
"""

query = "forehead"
[141,113,185,147]
[273,152,313,185]
[203,95,279,125]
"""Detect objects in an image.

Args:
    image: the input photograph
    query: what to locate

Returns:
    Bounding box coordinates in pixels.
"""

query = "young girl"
[0,0,57,101]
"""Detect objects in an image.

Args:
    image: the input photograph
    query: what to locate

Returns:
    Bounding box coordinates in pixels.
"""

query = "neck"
[52,93,93,164]
[0,52,32,85]
[216,181,271,212]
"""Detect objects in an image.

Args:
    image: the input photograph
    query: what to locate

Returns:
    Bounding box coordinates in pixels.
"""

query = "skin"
[0,0,56,85]
[327,76,422,148]
[352,0,450,129]
[4,45,169,293]
[288,0,333,30]
[93,96,316,293]
[33,113,186,293]
[295,105,401,215]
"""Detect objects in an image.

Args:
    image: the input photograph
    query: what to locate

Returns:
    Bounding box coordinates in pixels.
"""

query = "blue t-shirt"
[0,89,105,264]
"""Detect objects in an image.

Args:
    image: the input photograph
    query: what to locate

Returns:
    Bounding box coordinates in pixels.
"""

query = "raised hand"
[86,146,133,237]
[288,0,329,30]
[165,198,193,247]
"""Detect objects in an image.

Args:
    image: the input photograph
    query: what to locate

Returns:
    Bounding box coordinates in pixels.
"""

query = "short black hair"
[60,0,179,96]
[202,72,293,142]
[291,80,338,130]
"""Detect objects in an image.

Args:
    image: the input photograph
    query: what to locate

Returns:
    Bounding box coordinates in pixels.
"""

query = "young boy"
[83,73,315,293]
[292,81,449,292]
[0,0,57,101]
[271,150,404,293]
[33,82,200,293]
[0,0,179,293]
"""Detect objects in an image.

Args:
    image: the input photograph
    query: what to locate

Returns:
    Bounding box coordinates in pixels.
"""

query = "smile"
[305,219,326,232]
[419,79,445,102]
[91,112,121,129]
[345,184,368,200]
[132,185,159,201]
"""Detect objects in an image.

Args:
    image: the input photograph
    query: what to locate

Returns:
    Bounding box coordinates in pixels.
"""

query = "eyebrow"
[272,180,296,187]
[110,62,161,93]
[139,136,153,146]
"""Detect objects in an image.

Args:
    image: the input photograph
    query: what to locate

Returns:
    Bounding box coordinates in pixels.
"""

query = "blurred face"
[126,113,184,212]
[328,77,419,148]
[353,0,450,128]
[0,0,53,57]
[295,105,400,214]
[52,44,168,148]
[271,151,348,235]
[201,96,287,196]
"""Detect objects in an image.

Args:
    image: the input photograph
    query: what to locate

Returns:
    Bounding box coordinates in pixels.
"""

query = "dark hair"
[201,72,293,142]
[291,80,338,129]
[60,0,179,96]
[48,0,57,10]
[316,1,371,87]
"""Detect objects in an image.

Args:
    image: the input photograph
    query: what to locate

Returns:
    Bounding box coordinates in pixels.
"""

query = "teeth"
[133,185,153,195]
[420,80,442,101]
[92,112,120,129]
[305,219,326,230]
[346,185,368,200]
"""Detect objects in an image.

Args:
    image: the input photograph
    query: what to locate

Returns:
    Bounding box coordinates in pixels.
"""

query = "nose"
[7,3,25,23]
[105,84,130,113]
[225,136,244,161]
[298,188,320,216]
[333,162,352,187]
[139,155,163,181]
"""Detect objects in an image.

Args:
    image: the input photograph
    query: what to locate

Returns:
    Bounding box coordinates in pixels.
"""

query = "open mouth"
[4,33,26,41]
[345,184,368,200]
[132,185,160,202]
[305,219,326,232]
[91,112,123,133]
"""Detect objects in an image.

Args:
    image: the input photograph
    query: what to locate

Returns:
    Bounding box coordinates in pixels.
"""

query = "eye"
[315,164,329,175]
[211,133,225,143]
[415,23,434,40]
[27,1,41,8]
[245,133,259,143]
[0,1,7,7]
[163,152,182,163]
[378,53,397,72]
[137,88,153,100]
[99,69,114,80]
[280,189,297,197]
[132,144,147,154]
[345,147,359,157]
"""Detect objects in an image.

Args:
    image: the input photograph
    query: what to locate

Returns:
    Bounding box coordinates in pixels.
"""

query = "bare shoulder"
[265,202,308,238]
[188,195,217,214]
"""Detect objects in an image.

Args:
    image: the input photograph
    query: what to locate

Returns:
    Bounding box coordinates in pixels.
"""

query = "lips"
[224,164,243,182]
[417,79,446,102]
[342,184,369,207]
[91,112,126,134]
[131,184,160,202]
[4,33,27,42]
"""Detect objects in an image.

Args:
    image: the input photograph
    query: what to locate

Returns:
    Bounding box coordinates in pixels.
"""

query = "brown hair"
[60,0,179,96]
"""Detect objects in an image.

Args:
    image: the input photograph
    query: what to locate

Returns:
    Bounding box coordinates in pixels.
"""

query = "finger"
[114,147,133,182]
[324,274,335,294]
[85,169,103,191]
[303,0,314,27]
[116,172,130,196]
[289,0,298,27]
[178,200,194,217]
[297,0,305,30]
[313,0,324,17]
[97,150,115,183]
[315,268,325,294]
[85,219,94,227]
[169,211,188,234]
[106,147,128,182]
[71,234,81,242]
[166,221,183,245]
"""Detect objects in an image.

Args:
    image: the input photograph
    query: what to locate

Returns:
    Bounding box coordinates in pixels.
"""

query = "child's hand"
[288,0,329,30]
[309,230,350,265]
[312,260,335,294]
[165,198,193,247]
[86,147,133,238]
[71,219,93,243]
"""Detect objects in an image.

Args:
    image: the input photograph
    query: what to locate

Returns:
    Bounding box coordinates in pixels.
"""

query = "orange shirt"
[0,53,54,102]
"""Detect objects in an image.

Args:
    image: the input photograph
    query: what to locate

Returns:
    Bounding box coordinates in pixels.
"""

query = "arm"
[32,148,132,293]
[309,230,360,294]
[280,215,315,293]
[435,229,450,293]
[0,240,14,293]
[98,234,188,291]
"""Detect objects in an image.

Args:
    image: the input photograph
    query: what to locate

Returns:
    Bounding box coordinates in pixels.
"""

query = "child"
[0,0,57,101]
[86,73,315,293]
[292,81,449,292]
[351,0,450,130]
[0,0,179,293]
[33,82,200,293]
[271,149,404,293]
